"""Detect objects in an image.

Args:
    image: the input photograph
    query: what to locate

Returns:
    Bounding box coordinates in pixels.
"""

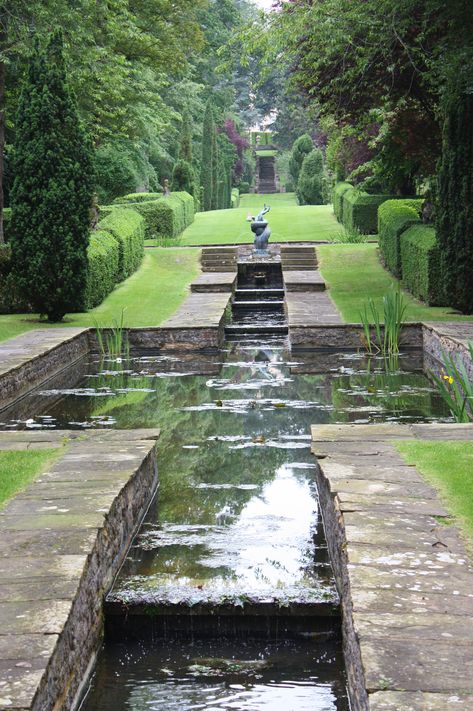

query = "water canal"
[0,338,449,710]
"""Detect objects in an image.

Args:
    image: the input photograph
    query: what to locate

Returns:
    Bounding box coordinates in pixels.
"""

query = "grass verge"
[0,248,200,342]
[318,244,473,323]
[396,440,473,547]
[0,448,62,508]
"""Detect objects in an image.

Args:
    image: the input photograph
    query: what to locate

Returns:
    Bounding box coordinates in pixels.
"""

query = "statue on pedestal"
[247,205,271,254]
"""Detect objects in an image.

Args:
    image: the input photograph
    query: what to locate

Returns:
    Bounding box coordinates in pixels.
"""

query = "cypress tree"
[211,123,219,211]
[437,91,473,313]
[171,158,196,195]
[289,134,313,185]
[179,109,193,163]
[297,149,325,205]
[201,99,214,211]
[10,32,94,321]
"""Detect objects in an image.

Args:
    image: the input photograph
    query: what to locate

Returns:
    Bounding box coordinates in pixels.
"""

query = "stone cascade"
[256,155,278,193]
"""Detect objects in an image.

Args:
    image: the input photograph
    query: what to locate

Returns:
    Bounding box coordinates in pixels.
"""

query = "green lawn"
[0,248,200,342]
[0,448,62,508]
[179,195,339,245]
[318,243,473,323]
[396,441,473,549]
[254,149,277,157]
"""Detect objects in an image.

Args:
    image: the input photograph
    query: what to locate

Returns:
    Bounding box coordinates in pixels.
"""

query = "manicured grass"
[0,448,62,508]
[318,243,473,323]
[0,248,200,342]
[179,196,339,246]
[396,441,473,547]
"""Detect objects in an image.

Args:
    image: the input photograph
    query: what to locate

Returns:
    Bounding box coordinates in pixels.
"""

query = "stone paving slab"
[285,292,343,331]
[283,269,326,292]
[0,429,159,711]
[190,272,236,292]
[312,423,473,710]
[161,292,231,329]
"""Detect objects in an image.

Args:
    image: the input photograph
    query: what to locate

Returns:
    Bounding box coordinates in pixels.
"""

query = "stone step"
[233,300,285,309]
[225,324,289,335]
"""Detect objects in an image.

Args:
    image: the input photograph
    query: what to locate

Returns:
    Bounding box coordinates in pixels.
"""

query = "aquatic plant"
[94,308,129,359]
[328,226,367,243]
[359,286,407,355]
[430,344,473,422]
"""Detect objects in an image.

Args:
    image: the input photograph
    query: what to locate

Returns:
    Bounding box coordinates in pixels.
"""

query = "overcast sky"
[252,0,275,10]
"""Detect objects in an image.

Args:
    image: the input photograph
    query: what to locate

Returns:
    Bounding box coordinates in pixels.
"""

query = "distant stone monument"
[247,205,271,255]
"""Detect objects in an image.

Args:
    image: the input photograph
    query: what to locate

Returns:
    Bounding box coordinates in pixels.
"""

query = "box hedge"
[85,230,120,309]
[114,192,194,241]
[342,190,396,234]
[333,182,353,222]
[98,207,145,279]
[400,224,445,305]
[113,191,163,204]
[378,199,424,277]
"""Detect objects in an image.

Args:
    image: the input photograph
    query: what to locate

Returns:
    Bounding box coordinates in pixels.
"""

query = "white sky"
[252,0,275,10]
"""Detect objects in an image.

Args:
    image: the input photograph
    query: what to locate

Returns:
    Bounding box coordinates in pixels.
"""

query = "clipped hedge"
[116,192,194,240]
[342,190,396,234]
[98,207,145,279]
[85,230,120,309]
[333,182,353,222]
[400,224,444,305]
[231,188,240,208]
[378,199,424,277]
[113,191,163,204]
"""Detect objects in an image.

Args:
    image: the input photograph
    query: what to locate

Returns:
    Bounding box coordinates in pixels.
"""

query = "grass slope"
[0,448,62,508]
[396,441,473,547]
[180,194,338,246]
[0,248,200,342]
[318,244,473,323]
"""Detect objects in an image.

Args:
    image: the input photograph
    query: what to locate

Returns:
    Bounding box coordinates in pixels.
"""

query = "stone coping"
[0,429,159,711]
[283,269,326,292]
[311,422,473,711]
[190,272,237,293]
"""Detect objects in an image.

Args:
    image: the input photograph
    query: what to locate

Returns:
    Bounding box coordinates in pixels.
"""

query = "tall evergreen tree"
[297,149,326,205]
[437,91,473,313]
[289,134,313,185]
[211,122,219,211]
[179,109,193,164]
[10,31,94,321]
[201,99,214,211]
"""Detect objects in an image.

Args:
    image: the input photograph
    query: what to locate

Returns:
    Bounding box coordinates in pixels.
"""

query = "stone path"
[311,423,473,711]
[190,272,236,293]
[0,429,159,711]
[283,269,326,292]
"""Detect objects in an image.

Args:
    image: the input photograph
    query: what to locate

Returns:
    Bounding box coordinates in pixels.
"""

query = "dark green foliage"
[289,134,313,184]
[378,199,424,277]
[342,190,396,234]
[437,92,473,313]
[201,100,214,211]
[211,126,219,211]
[94,144,139,204]
[401,224,444,305]
[333,182,353,222]
[10,32,94,321]
[85,230,120,308]
[179,110,193,164]
[98,208,144,279]
[239,181,250,194]
[113,191,163,204]
[297,149,326,205]
[172,192,195,227]
[171,159,196,197]
[3,208,11,241]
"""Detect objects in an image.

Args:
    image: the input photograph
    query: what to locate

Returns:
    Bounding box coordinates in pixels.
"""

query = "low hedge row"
[342,189,395,234]
[231,188,240,208]
[332,182,353,222]
[112,191,194,240]
[85,230,120,308]
[400,224,444,305]
[113,191,163,204]
[98,207,145,279]
[378,199,424,277]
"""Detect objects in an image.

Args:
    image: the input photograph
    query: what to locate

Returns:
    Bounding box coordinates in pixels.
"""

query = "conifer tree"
[289,134,313,185]
[297,149,326,205]
[211,123,219,211]
[201,99,214,211]
[173,109,196,196]
[437,91,473,313]
[10,31,94,321]
[179,109,193,164]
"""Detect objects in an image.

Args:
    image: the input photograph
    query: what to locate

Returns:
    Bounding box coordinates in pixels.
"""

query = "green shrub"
[3,208,11,241]
[231,188,240,208]
[297,149,326,205]
[378,199,424,277]
[171,192,195,228]
[342,190,397,234]
[113,191,163,204]
[400,224,445,305]
[94,144,139,204]
[333,182,353,222]
[171,159,196,197]
[98,208,144,279]
[289,134,313,184]
[117,192,194,241]
[85,230,120,308]
[239,181,250,194]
